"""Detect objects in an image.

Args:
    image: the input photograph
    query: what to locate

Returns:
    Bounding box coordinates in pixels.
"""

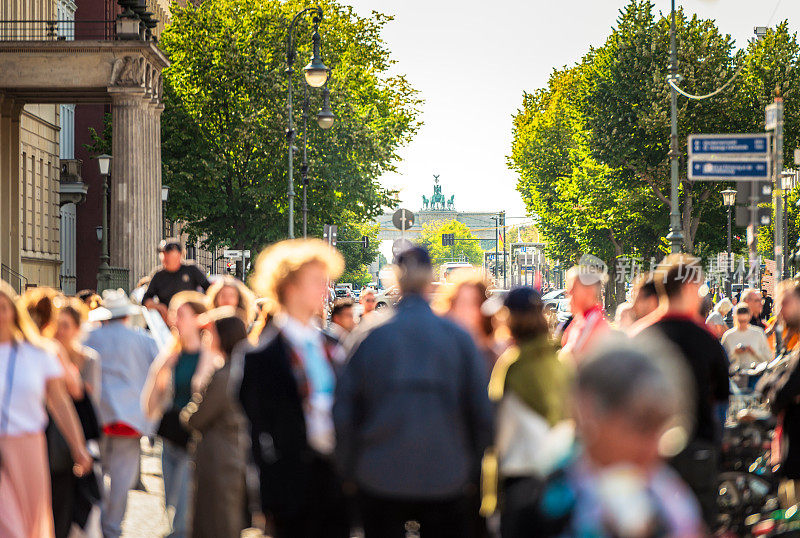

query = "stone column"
[0,94,23,283]
[108,87,148,289]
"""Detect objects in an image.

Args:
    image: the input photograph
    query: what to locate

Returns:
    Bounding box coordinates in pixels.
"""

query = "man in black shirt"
[637,254,730,529]
[762,289,774,321]
[142,240,210,321]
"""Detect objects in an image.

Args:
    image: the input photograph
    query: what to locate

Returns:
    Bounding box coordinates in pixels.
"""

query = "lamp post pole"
[97,168,111,293]
[727,204,733,297]
[722,188,736,299]
[666,0,684,253]
[301,83,310,238]
[286,7,328,240]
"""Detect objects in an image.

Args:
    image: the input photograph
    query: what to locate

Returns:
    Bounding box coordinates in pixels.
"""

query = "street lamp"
[286,7,328,239]
[96,154,112,293]
[161,184,170,239]
[722,188,736,298]
[666,0,684,253]
[316,85,335,130]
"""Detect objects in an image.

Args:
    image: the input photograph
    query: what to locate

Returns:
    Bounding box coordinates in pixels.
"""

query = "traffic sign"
[392,208,415,231]
[688,158,771,181]
[688,134,770,156]
[223,249,250,259]
[766,103,779,130]
[391,238,413,259]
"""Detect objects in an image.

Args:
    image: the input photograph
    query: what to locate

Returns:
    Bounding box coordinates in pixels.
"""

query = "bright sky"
[346,0,800,222]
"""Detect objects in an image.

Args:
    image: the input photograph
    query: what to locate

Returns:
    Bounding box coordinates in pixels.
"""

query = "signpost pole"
[773,98,785,280]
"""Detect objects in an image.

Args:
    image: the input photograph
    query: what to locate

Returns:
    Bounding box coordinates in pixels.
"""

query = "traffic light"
[442,233,455,246]
[361,236,369,250]
[323,224,338,247]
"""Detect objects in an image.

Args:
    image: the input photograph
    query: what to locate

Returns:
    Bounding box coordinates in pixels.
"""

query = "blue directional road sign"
[688,158,771,181]
[688,134,770,156]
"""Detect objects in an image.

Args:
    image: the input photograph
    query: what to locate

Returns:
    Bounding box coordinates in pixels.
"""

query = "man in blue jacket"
[334,247,493,538]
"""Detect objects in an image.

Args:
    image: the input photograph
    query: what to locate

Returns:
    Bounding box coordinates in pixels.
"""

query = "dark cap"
[395,246,431,269]
[734,303,750,315]
[503,286,543,312]
[158,239,183,253]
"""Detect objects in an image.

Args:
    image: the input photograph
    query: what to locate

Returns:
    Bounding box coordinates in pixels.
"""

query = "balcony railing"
[0,20,116,42]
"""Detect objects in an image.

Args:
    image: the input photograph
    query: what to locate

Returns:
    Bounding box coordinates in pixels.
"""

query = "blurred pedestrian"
[721,304,771,372]
[143,240,210,323]
[560,264,610,364]
[630,272,659,324]
[51,298,103,538]
[519,341,702,537]
[84,289,159,538]
[762,289,774,321]
[77,289,103,311]
[767,280,799,356]
[481,287,570,537]
[0,280,91,538]
[438,269,498,367]
[741,288,766,330]
[329,298,356,339]
[206,275,256,326]
[359,288,378,319]
[635,254,729,527]
[765,280,800,507]
[143,291,209,538]
[613,302,635,330]
[181,308,249,538]
[706,298,733,339]
[334,247,493,538]
[237,239,349,538]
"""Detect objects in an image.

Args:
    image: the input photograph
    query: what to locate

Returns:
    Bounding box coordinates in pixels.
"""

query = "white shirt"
[0,341,63,436]
[721,325,772,368]
[275,314,336,455]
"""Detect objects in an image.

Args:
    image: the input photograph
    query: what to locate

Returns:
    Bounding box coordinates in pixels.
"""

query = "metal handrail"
[1,264,28,294]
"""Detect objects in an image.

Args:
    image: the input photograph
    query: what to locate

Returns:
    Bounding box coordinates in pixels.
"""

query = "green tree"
[160,0,420,255]
[337,217,379,287]
[415,220,483,267]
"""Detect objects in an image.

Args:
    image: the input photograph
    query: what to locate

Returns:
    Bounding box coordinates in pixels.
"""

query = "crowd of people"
[5,239,800,537]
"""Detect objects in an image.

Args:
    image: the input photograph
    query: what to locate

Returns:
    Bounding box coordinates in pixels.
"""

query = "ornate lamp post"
[96,154,112,292]
[666,0,684,253]
[722,188,736,298]
[286,7,328,239]
[300,82,336,238]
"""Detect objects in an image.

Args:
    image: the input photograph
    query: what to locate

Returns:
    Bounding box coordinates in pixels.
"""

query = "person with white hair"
[560,265,610,364]
[516,341,702,537]
[706,297,733,339]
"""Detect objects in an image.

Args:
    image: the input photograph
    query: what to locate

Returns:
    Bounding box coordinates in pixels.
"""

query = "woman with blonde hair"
[0,280,91,537]
[238,239,350,537]
[206,275,256,325]
[436,268,498,367]
[142,290,209,538]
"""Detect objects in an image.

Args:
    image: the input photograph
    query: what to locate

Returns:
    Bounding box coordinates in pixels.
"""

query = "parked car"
[374,286,400,309]
[542,288,565,312]
[335,285,354,299]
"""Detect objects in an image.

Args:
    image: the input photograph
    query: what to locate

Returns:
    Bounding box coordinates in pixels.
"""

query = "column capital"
[107,86,147,107]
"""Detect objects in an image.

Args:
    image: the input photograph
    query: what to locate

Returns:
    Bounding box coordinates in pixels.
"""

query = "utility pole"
[502,211,507,289]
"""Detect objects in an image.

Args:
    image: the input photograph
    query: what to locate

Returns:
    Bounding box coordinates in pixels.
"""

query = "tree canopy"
[160,0,421,254]
[510,0,800,275]
[415,220,484,267]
